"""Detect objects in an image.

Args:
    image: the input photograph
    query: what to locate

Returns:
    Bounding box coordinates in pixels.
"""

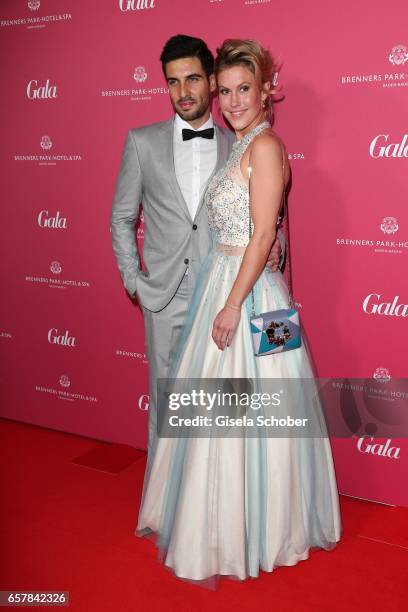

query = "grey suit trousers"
[142,271,193,471]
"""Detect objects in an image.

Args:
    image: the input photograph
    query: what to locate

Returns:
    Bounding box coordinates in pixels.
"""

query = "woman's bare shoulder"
[241,127,291,185]
[251,129,289,172]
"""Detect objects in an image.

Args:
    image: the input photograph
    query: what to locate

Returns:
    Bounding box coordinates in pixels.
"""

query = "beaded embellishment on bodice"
[205,121,270,247]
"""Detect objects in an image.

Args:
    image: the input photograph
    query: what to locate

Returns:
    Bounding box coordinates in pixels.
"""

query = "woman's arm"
[211,133,285,350]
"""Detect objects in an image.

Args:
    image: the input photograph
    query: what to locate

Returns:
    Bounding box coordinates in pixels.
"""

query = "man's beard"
[175,97,210,122]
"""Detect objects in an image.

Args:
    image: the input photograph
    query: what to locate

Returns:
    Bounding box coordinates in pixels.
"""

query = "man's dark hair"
[160,34,214,78]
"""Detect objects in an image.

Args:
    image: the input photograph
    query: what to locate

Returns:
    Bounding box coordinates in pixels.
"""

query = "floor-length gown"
[136,121,342,588]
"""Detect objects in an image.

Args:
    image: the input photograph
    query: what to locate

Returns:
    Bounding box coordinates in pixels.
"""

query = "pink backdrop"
[1,0,407,506]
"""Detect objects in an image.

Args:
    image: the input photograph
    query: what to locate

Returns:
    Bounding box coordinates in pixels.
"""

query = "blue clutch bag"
[250,308,301,356]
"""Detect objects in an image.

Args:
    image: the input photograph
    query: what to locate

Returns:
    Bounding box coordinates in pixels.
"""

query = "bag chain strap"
[248,138,294,318]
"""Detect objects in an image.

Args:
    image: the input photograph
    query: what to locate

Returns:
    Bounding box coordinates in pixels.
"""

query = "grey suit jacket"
[110,117,235,312]
[110,116,286,312]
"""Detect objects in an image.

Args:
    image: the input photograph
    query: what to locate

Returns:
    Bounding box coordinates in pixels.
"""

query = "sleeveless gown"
[136,122,342,588]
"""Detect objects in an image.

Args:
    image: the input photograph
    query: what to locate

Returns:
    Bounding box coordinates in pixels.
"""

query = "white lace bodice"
[205,121,271,247]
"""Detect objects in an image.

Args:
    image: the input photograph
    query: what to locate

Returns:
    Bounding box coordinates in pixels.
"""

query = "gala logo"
[119,0,155,10]
[369,134,408,158]
[357,436,400,459]
[27,79,57,100]
[138,394,149,410]
[48,328,76,347]
[38,210,67,229]
[362,294,408,317]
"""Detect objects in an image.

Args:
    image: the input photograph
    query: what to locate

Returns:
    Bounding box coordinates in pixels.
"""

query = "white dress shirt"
[173,113,218,221]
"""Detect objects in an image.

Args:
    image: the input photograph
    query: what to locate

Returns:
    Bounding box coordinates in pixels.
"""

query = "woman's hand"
[211,305,241,350]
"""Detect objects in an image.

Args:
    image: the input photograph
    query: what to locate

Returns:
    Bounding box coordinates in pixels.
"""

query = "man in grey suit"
[110,35,284,466]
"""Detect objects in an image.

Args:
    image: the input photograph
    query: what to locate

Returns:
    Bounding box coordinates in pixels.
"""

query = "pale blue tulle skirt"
[136,247,342,588]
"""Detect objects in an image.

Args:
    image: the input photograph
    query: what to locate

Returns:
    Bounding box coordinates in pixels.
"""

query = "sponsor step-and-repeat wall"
[1,0,407,506]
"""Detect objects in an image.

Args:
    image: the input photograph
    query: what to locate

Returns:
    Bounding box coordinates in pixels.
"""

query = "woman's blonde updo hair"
[214,39,280,121]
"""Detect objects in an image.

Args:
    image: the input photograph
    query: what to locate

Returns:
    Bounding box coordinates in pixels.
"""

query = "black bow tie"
[182,127,215,141]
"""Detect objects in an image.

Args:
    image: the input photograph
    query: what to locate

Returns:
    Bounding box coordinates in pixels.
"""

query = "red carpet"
[0,418,406,611]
